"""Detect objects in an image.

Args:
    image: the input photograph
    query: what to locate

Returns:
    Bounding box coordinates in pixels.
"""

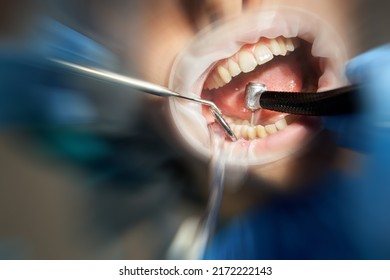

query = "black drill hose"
[259,85,360,115]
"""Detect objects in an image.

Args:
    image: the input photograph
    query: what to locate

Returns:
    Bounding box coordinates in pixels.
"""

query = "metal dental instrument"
[51,59,237,141]
[245,83,266,126]
[245,82,360,115]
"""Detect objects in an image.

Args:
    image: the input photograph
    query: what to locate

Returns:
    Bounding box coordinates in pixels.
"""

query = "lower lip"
[225,115,322,165]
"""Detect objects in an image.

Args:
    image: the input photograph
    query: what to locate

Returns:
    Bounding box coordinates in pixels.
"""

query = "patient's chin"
[247,130,337,190]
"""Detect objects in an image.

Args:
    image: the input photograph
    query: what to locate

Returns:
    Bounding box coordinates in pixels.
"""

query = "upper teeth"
[205,36,298,90]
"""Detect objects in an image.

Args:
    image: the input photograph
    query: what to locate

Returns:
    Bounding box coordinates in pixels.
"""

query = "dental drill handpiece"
[51,59,237,141]
[245,82,360,115]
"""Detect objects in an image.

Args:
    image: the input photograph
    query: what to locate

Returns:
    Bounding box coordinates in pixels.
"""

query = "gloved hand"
[323,44,390,152]
[0,17,117,127]
[346,44,390,127]
[0,17,119,166]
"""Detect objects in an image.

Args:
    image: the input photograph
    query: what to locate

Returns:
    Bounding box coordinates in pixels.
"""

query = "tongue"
[202,54,303,120]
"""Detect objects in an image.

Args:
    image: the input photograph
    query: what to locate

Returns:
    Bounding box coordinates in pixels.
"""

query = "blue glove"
[0,17,118,166]
[0,17,117,127]
[323,44,390,152]
[205,45,390,260]
[346,44,390,129]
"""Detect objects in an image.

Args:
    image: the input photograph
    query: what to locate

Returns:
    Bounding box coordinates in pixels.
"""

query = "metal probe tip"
[245,82,267,111]
[210,108,237,142]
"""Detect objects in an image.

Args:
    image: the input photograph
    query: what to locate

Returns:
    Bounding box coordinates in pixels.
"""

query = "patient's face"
[126,0,356,188]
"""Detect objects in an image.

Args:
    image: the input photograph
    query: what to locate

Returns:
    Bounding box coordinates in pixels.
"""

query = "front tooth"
[285,38,295,52]
[242,120,250,126]
[254,44,273,65]
[233,125,242,138]
[213,74,224,88]
[238,51,257,73]
[227,59,241,77]
[275,118,288,131]
[247,127,256,140]
[256,125,267,138]
[217,66,232,84]
[269,39,281,56]
[240,125,248,139]
[265,124,277,134]
[277,37,287,56]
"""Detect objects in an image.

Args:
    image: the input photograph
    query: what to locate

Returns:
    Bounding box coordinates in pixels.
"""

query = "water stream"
[185,123,227,259]
[166,123,247,259]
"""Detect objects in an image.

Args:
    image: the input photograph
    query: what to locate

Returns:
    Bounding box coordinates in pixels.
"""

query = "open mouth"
[201,36,321,140]
[169,8,348,165]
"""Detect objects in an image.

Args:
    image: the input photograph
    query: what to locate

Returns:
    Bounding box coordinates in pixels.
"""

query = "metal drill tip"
[245,82,267,110]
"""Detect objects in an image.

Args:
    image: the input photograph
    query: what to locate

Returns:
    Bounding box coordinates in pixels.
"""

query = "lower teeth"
[226,115,297,140]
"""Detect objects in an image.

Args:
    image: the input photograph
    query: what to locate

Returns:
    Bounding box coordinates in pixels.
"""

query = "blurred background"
[0,0,389,259]
[0,0,205,259]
